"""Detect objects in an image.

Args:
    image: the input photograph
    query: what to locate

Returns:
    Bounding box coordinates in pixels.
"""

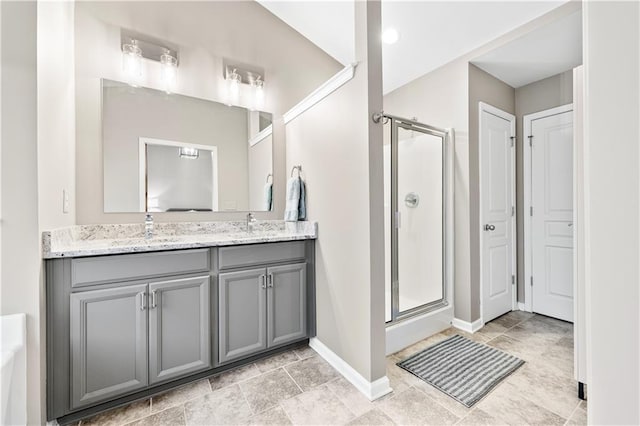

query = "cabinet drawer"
[72,249,210,287]
[218,242,306,270]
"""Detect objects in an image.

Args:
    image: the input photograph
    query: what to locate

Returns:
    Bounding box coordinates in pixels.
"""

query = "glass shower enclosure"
[384,115,451,323]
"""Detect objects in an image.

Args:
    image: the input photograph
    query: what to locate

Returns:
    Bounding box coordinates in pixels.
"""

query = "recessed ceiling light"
[382,28,399,45]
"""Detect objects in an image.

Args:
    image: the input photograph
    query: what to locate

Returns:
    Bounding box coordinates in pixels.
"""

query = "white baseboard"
[309,337,392,401]
[451,317,484,333]
[517,302,527,311]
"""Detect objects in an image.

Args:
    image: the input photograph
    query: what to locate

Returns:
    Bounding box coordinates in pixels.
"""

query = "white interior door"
[531,109,574,322]
[480,103,516,323]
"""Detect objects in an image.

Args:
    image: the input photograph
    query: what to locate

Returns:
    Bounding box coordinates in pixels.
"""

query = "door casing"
[523,104,574,313]
[478,102,517,323]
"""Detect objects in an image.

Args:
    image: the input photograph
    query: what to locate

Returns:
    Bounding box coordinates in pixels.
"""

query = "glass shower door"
[386,117,448,322]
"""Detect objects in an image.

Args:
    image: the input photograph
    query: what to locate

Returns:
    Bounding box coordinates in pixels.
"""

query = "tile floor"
[77,311,586,425]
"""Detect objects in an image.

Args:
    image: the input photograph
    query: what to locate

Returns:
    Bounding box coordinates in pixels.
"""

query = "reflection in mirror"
[102,79,273,213]
[142,139,218,212]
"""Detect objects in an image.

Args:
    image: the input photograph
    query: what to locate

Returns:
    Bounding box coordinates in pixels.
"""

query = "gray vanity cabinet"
[218,268,268,364]
[148,276,211,385]
[219,262,307,364]
[47,241,316,424]
[70,284,148,410]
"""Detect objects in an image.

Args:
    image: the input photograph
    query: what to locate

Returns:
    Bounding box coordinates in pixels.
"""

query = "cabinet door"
[149,276,211,384]
[70,284,148,409]
[267,263,307,347]
[219,268,267,364]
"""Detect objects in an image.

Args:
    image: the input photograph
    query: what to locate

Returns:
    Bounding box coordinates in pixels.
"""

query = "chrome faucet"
[145,213,154,239]
[246,212,256,233]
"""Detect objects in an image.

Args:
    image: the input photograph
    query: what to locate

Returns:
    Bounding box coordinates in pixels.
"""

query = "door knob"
[484,224,495,231]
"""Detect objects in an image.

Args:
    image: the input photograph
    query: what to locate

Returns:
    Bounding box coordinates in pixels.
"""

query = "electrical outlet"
[63,189,70,214]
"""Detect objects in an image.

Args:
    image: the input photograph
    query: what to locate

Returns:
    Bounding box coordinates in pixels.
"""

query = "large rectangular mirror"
[102,79,273,213]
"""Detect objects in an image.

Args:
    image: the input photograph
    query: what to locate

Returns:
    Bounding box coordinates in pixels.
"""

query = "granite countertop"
[42,220,318,259]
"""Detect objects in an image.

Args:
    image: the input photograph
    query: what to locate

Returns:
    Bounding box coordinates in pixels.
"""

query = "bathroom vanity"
[44,221,316,424]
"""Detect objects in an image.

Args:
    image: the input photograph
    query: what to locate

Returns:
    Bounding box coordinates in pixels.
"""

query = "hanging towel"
[263,182,273,211]
[284,177,301,221]
[298,178,307,221]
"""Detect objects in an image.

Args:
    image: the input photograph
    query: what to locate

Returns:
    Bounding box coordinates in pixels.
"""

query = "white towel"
[284,177,301,221]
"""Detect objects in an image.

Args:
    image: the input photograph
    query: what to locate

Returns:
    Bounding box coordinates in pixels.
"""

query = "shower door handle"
[395,211,401,229]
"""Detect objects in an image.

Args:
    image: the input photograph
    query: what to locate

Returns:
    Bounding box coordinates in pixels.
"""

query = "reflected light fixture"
[160,49,178,94]
[178,147,199,159]
[226,68,241,106]
[382,28,400,45]
[252,76,265,111]
[122,39,143,87]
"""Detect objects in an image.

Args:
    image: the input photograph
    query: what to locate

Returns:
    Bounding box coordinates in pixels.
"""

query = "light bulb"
[226,69,241,106]
[160,49,178,94]
[252,77,265,111]
[122,39,143,87]
[382,28,400,45]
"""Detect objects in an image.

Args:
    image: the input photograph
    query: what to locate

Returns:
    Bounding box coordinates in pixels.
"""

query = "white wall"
[583,1,640,423]
[285,1,387,385]
[0,2,44,424]
[37,1,76,230]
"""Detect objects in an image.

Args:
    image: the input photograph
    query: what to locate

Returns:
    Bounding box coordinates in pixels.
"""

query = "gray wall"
[102,85,249,212]
[514,71,572,301]
[468,64,516,320]
[1,2,44,424]
[74,1,341,224]
[284,1,386,383]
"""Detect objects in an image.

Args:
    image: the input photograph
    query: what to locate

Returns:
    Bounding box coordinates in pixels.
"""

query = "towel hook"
[291,165,302,177]
[266,173,273,183]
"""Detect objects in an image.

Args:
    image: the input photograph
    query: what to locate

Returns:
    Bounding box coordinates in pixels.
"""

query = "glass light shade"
[382,28,400,45]
[226,69,241,106]
[160,50,178,94]
[252,78,265,111]
[122,40,143,87]
[178,147,199,159]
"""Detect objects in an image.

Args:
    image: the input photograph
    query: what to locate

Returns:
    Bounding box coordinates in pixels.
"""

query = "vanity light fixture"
[251,76,265,111]
[122,39,143,87]
[226,68,242,106]
[160,49,178,94]
[178,147,199,159]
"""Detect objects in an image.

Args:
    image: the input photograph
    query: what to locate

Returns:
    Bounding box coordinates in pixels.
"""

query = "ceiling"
[471,9,582,88]
[258,0,574,93]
